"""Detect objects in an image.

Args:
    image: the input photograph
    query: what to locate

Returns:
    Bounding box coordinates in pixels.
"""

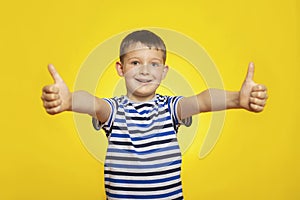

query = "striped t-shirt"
[99,94,184,200]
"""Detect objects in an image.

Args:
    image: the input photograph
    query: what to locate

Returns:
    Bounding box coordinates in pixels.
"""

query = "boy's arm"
[178,62,268,119]
[41,64,110,123]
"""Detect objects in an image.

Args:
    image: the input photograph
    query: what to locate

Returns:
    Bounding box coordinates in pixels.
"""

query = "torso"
[103,94,184,200]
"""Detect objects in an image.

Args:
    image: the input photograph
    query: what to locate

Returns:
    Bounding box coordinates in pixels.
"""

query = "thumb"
[48,64,63,83]
[245,62,255,81]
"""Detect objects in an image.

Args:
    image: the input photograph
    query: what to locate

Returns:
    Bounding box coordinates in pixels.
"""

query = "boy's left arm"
[178,62,268,119]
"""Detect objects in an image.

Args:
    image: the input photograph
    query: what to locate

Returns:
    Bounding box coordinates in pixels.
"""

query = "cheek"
[123,67,136,77]
[156,69,166,79]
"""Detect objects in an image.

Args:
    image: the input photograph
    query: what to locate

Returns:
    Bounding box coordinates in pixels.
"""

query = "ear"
[116,62,124,77]
[161,65,169,80]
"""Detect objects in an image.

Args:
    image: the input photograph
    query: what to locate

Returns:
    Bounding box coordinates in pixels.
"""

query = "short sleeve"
[92,98,117,136]
[167,96,183,127]
[167,96,192,128]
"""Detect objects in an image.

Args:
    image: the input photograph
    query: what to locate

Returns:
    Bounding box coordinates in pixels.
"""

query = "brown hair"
[119,30,166,63]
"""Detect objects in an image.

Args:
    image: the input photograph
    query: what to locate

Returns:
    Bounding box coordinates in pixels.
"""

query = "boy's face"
[116,42,168,102]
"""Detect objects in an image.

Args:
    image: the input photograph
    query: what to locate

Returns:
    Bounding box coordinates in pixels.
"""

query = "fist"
[240,62,268,112]
[248,84,268,112]
[41,64,71,114]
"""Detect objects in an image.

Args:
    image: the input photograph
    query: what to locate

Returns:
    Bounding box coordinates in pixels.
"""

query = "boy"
[41,30,268,200]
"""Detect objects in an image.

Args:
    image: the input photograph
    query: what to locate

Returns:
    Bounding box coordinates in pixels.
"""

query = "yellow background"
[0,0,299,199]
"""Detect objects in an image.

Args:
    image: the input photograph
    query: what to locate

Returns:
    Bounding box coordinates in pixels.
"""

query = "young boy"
[41,30,268,200]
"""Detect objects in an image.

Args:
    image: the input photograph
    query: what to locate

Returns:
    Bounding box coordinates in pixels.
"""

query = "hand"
[239,62,268,112]
[41,64,72,115]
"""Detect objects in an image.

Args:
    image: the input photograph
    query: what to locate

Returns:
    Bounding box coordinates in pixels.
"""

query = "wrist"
[66,92,73,111]
[227,91,241,109]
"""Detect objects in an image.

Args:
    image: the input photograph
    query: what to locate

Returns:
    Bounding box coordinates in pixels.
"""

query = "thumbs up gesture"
[239,62,268,112]
[41,64,72,115]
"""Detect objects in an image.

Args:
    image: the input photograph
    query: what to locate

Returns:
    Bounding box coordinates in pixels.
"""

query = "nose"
[139,64,150,75]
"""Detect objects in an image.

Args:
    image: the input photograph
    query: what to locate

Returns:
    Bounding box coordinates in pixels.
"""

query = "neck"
[126,93,156,103]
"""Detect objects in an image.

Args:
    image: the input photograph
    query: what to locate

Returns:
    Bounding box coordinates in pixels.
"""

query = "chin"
[134,91,155,98]
[131,89,157,101]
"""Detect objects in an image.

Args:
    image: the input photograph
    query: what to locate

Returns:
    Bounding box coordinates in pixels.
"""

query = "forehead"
[122,42,164,61]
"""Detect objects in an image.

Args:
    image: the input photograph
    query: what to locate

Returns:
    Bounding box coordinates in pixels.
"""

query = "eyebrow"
[126,57,163,63]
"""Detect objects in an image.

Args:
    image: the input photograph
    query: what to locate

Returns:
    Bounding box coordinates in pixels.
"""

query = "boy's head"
[119,30,167,64]
[116,30,169,102]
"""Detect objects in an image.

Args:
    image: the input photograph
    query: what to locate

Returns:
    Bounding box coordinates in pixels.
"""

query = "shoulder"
[103,96,127,107]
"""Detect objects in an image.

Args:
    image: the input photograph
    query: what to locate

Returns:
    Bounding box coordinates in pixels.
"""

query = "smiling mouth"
[135,78,152,83]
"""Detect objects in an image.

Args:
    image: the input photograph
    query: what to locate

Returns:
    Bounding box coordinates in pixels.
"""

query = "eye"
[150,62,162,67]
[131,61,140,66]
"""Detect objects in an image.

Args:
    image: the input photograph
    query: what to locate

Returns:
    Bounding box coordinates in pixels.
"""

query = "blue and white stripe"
[100,94,184,200]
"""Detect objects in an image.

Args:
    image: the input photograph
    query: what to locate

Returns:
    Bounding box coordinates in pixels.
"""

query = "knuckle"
[250,103,262,112]
[257,85,262,90]
[46,106,60,115]
[250,92,257,97]
[257,106,264,112]
[46,109,53,115]
[42,86,48,92]
[54,106,61,113]
[52,101,57,107]
[254,98,258,104]
[257,92,262,98]
[43,101,48,108]
[54,100,61,107]
[50,94,58,100]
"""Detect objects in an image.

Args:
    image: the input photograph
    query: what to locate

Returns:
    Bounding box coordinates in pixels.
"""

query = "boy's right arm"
[41,64,111,124]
